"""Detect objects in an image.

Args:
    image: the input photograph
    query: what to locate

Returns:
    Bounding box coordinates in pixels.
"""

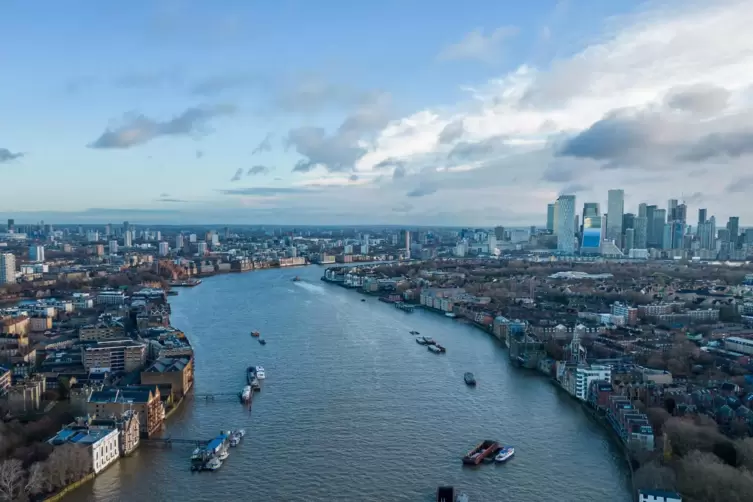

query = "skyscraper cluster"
[548,191,746,259]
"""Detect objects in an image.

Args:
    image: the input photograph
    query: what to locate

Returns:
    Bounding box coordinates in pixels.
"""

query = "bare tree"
[633,459,677,493]
[0,459,25,502]
[25,462,47,498]
[677,450,753,502]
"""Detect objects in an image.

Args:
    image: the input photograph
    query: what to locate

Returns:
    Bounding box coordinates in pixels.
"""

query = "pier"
[394,302,415,312]
[142,437,209,448]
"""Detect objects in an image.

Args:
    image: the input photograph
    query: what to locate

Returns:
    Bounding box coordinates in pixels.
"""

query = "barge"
[428,344,446,354]
[464,372,476,386]
[416,336,435,346]
[462,440,499,465]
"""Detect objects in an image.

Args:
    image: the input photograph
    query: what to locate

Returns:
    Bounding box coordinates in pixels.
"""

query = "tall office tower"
[29,245,45,262]
[624,228,635,253]
[582,202,600,218]
[122,221,129,233]
[104,224,112,236]
[633,216,648,249]
[197,242,208,255]
[581,211,602,254]
[0,253,16,284]
[698,216,716,250]
[159,242,170,256]
[622,213,635,231]
[662,224,673,250]
[727,217,740,247]
[638,203,647,218]
[674,203,687,224]
[6,219,14,232]
[176,234,184,250]
[108,240,118,254]
[556,195,576,253]
[189,233,197,243]
[124,230,133,247]
[653,209,666,248]
[494,226,505,240]
[645,205,657,245]
[546,203,555,232]
[606,189,624,246]
[698,208,707,226]
[668,199,678,220]
[405,230,411,259]
[553,200,560,232]
[224,227,230,239]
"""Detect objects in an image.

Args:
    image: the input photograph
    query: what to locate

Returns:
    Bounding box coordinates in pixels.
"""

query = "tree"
[633,459,677,493]
[677,450,753,502]
[646,407,671,436]
[25,462,47,498]
[0,459,25,502]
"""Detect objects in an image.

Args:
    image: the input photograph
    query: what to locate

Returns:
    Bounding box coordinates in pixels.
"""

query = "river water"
[65,266,631,502]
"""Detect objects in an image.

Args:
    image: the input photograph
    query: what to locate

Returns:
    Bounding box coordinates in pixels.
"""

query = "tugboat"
[258,338,267,345]
[464,372,476,386]
[292,276,301,282]
[251,331,260,337]
[239,385,252,403]
[462,440,499,465]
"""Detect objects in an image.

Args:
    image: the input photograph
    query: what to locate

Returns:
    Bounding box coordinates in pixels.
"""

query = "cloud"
[190,74,258,96]
[438,26,519,63]
[196,150,204,159]
[88,104,236,149]
[247,165,271,176]
[276,75,367,113]
[392,165,407,179]
[349,174,359,182]
[252,133,273,155]
[230,168,243,181]
[373,158,404,170]
[559,183,590,195]
[0,148,24,163]
[438,120,465,144]
[218,187,317,196]
[680,131,753,162]
[156,197,190,203]
[407,185,437,197]
[725,176,753,194]
[448,135,508,162]
[159,193,170,198]
[665,83,730,115]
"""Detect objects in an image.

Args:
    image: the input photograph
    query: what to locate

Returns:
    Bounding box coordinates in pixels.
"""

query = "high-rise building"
[698,208,707,226]
[553,200,560,233]
[727,217,740,247]
[556,195,576,254]
[29,245,45,262]
[104,224,112,236]
[698,216,716,250]
[582,203,599,219]
[668,199,678,220]
[189,234,197,243]
[581,214,602,254]
[108,240,119,254]
[622,213,635,232]
[6,219,14,233]
[645,205,657,245]
[123,230,133,247]
[606,189,624,246]
[546,204,555,232]
[158,242,169,256]
[176,234,184,250]
[0,253,16,284]
[653,209,666,248]
[662,224,673,250]
[633,216,648,249]
[405,230,412,259]
[638,203,647,218]
[494,226,505,240]
[197,242,208,255]
[624,228,635,253]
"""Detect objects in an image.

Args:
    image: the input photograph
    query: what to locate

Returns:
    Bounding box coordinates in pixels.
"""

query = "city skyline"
[2,1,753,225]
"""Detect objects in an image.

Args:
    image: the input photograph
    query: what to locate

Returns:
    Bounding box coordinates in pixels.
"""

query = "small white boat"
[445,312,457,318]
[240,385,252,402]
[456,493,469,502]
[236,428,246,438]
[191,447,202,460]
[229,436,240,447]
[205,457,223,471]
[218,449,230,461]
[255,366,266,379]
[495,446,515,462]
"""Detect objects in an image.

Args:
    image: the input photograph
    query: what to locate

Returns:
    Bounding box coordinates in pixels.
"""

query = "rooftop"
[144,356,191,373]
[49,426,116,446]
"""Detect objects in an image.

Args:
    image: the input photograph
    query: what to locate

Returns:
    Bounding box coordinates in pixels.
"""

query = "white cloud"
[438,26,519,63]
[347,0,753,224]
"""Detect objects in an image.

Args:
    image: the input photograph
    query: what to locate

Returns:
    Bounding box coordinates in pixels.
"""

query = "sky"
[2,0,753,226]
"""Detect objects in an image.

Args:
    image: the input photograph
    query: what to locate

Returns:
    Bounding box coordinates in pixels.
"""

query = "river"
[65,265,632,502]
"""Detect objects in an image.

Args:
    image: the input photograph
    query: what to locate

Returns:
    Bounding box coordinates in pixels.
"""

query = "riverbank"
[42,473,96,502]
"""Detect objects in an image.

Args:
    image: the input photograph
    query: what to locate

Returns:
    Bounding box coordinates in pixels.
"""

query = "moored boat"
[462,440,499,465]
[250,378,261,391]
[445,312,457,318]
[495,446,515,463]
[218,449,230,461]
[204,457,222,471]
[436,486,454,502]
[247,366,256,385]
[464,372,476,386]
[239,385,252,403]
[251,331,260,337]
[258,338,267,345]
[416,336,435,345]
[255,366,266,379]
[456,493,470,502]
[428,345,443,354]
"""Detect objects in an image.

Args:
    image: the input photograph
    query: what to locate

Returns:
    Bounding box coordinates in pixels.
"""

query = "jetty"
[394,302,415,312]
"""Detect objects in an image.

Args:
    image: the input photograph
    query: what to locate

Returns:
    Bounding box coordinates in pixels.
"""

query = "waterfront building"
[606,189,624,247]
[29,245,45,262]
[0,252,16,284]
[89,410,140,456]
[140,356,194,398]
[49,425,120,474]
[88,387,164,437]
[556,194,576,254]
[575,365,611,401]
[83,339,147,373]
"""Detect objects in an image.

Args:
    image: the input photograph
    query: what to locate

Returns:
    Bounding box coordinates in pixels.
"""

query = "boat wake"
[293,282,326,295]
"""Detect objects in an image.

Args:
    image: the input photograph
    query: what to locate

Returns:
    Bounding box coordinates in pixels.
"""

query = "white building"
[158,242,169,256]
[575,365,611,401]
[73,292,94,309]
[189,233,197,243]
[556,195,576,254]
[29,245,45,262]
[175,234,184,250]
[0,253,16,284]
[108,240,118,254]
[638,490,682,502]
[123,231,133,247]
[49,426,120,474]
[197,242,208,255]
[724,337,753,356]
[96,291,126,305]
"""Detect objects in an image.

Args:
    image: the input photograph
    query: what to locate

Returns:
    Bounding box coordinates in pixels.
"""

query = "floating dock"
[394,302,415,312]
